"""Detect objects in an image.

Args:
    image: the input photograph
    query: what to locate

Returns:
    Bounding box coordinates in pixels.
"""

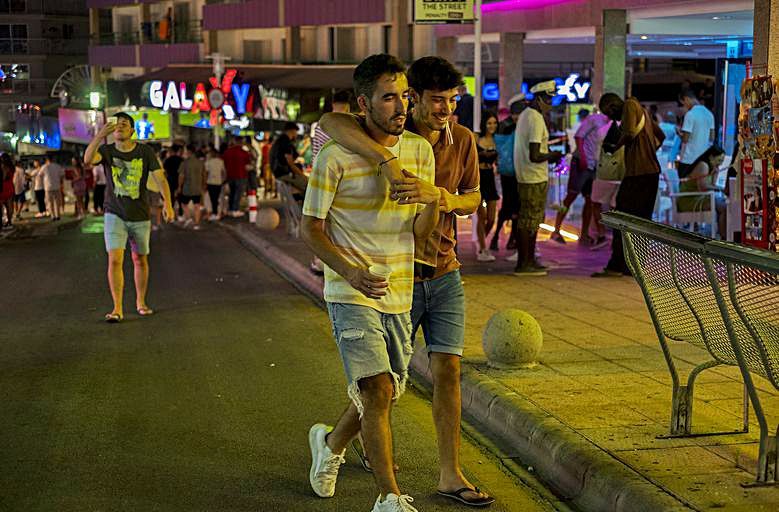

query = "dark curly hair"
[407,56,463,96]
[353,54,406,100]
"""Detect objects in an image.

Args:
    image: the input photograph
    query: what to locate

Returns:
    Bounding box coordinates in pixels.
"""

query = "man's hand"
[162,204,175,223]
[97,122,116,139]
[345,266,388,299]
[380,157,404,183]
[549,150,564,163]
[391,170,441,205]
[438,188,456,213]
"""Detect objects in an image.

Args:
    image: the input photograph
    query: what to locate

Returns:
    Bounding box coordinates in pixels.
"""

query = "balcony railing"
[0,38,89,55]
[0,0,88,16]
[0,79,51,97]
[93,20,202,46]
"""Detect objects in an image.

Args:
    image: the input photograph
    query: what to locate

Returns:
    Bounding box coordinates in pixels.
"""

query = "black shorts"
[13,192,25,203]
[179,194,201,204]
[567,167,595,196]
[479,168,500,202]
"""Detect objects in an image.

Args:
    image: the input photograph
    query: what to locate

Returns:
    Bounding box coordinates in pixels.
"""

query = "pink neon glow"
[482,0,574,13]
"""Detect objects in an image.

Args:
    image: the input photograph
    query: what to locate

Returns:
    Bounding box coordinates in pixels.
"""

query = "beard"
[368,105,406,136]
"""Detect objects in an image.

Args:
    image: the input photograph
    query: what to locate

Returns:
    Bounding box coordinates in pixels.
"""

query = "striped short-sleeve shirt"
[303,131,436,314]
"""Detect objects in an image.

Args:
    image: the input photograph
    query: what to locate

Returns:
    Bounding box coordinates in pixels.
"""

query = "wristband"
[377,156,398,175]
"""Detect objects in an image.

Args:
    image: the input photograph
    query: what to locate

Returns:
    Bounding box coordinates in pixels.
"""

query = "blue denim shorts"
[411,269,466,356]
[104,212,151,255]
[327,302,413,417]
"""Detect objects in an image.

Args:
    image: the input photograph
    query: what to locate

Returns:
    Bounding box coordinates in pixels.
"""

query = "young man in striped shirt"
[302,54,440,512]
[320,57,493,507]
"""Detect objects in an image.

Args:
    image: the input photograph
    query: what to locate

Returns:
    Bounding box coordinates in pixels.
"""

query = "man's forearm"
[450,190,481,216]
[84,136,102,165]
[301,218,354,278]
[156,171,173,208]
[414,201,439,240]
[320,112,402,181]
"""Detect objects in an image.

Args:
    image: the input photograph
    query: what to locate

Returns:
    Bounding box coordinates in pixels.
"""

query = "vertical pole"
[211,53,222,149]
[473,0,482,133]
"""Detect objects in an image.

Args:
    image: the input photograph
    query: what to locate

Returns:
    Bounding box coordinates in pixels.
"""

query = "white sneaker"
[477,249,496,262]
[208,214,218,221]
[372,493,419,512]
[505,251,518,262]
[308,423,344,498]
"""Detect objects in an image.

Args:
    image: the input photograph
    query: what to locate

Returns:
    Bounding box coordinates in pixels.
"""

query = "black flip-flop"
[350,439,399,473]
[437,487,495,507]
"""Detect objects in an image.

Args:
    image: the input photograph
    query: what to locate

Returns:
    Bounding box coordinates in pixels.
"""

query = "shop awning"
[129,63,356,90]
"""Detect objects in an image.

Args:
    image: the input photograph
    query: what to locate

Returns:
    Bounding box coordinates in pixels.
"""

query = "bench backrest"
[606,212,747,368]
[706,242,779,389]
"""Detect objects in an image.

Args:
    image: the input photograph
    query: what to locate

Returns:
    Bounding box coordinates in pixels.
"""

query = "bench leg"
[742,428,778,487]
[657,360,749,438]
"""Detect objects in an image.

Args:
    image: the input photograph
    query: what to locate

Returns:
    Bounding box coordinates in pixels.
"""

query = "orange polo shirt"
[406,116,480,280]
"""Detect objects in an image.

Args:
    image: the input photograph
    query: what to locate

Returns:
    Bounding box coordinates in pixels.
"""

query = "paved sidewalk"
[224,204,779,512]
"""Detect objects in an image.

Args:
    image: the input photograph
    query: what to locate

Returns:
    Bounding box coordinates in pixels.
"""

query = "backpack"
[494,132,515,176]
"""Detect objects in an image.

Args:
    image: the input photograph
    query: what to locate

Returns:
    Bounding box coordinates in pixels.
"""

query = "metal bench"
[604,211,779,486]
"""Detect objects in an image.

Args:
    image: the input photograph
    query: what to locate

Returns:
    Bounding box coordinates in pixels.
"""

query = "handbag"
[596,145,625,181]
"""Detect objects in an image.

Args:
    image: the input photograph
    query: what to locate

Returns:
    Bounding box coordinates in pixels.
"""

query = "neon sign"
[148,68,254,126]
[483,73,591,106]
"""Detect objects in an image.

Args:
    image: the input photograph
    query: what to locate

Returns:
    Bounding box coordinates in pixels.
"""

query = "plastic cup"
[368,264,392,281]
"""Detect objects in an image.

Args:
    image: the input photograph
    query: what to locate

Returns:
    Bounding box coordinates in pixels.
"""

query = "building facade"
[0,0,91,132]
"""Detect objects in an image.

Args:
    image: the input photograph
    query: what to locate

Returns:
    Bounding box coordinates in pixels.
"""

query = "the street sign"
[413,0,475,25]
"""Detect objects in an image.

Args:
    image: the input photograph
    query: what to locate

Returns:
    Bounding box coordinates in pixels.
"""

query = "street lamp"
[89,91,101,109]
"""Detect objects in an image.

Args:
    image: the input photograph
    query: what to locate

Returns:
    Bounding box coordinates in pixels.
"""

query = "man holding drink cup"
[301,54,439,511]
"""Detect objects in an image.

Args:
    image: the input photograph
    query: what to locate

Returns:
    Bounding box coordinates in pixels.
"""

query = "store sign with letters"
[414,0,474,24]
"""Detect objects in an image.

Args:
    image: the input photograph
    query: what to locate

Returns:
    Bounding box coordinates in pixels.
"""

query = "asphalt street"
[0,217,560,512]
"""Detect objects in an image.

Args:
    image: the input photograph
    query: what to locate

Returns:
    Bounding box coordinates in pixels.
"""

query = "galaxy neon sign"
[148,69,253,125]
[483,73,591,105]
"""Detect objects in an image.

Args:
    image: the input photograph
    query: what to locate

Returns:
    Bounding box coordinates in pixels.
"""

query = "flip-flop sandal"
[350,439,399,474]
[105,313,122,323]
[437,487,495,507]
[137,306,155,316]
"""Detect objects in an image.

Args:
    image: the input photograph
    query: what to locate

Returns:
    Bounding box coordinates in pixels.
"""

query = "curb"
[0,217,83,241]
[223,222,692,512]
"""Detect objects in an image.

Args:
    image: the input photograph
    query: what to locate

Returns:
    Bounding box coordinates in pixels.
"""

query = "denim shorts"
[327,302,413,417]
[411,269,466,356]
[104,212,151,255]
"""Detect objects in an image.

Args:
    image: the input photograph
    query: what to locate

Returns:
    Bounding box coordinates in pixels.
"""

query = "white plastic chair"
[665,168,718,239]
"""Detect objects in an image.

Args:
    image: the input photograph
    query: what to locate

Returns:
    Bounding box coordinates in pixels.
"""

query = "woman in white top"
[205,149,226,220]
[92,162,107,214]
[30,160,47,217]
[13,164,26,220]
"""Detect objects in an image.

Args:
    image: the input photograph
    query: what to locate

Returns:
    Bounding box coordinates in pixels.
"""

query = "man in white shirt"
[512,80,563,275]
[678,90,714,177]
[41,156,65,221]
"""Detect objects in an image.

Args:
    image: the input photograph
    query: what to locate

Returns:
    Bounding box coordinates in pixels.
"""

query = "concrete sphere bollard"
[482,309,542,369]
[255,208,280,230]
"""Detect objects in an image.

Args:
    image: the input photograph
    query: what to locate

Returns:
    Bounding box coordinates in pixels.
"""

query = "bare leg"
[325,402,361,455]
[194,200,202,226]
[131,252,149,310]
[359,373,400,498]
[476,205,487,251]
[107,249,125,316]
[553,192,578,234]
[485,201,497,238]
[432,353,490,500]
[591,201,606,237]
